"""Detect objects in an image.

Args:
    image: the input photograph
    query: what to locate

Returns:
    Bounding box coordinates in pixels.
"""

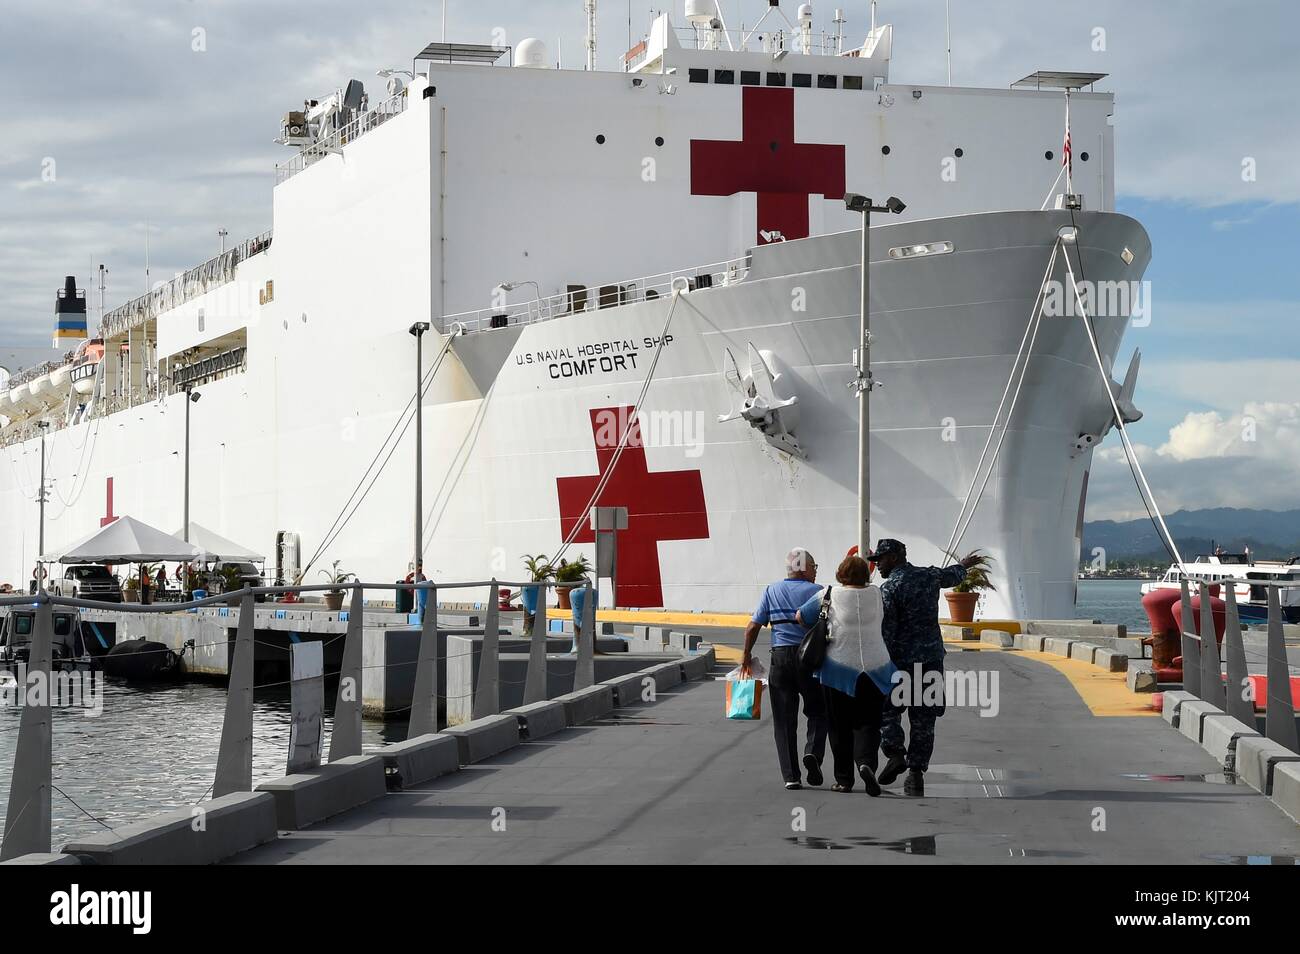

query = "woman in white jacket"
[797,554,897,794]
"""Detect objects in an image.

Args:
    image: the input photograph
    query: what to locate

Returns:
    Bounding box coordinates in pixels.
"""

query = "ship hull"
[1,210,1148,619]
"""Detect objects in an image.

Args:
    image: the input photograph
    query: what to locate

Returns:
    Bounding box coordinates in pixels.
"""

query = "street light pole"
[843,193,906,560]
[183,387,201,542]
[36,421,49,557]
[409,322,431,579]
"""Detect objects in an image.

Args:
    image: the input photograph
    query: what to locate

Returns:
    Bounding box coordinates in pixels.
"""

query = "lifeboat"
[8,383,35,414]
[49,363,71,392]
[70,341,104,396]
[27,373,51,405]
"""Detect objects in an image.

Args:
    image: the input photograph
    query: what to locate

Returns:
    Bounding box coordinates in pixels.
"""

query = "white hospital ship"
[0,2,1150,618]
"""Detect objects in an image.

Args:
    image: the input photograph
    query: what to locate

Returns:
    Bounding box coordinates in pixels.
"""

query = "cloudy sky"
[1,0,1296,521]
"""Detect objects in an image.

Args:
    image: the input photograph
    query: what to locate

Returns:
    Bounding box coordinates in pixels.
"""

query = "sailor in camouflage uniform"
[869,539,977,796]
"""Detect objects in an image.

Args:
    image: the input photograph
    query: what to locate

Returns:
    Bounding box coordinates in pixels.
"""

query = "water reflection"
[0,679,403,849]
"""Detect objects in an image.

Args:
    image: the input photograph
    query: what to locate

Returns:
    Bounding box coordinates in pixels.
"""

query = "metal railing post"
[522,588,549,705]
[213,590,256,796]
[408,583,440,737]
[573,583,596,691]
[472,580,501,719]
[1264,586,1299,752]
[1199,582,1225,709]
[328,585,364,760]
[1179,578,1200,697]
[0,599,53,861]
[1221,583,1254,726]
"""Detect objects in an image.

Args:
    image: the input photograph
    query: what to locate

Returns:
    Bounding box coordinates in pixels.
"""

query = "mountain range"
[1082,508,1300,562]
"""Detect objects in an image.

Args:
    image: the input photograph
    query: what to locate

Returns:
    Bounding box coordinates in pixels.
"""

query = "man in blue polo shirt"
[741,547,827,789]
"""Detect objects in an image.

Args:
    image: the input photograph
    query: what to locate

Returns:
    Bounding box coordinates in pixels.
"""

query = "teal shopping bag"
[726,678,764,720]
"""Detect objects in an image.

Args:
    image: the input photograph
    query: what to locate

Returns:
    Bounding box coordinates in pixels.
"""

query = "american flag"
[1062,125,1072,171]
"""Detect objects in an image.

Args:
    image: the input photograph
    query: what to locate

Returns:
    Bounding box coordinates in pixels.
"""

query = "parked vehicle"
[52,564,123,603]
[209,561,266,601]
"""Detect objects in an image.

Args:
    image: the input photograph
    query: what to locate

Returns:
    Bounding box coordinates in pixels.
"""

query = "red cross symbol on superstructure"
[690,86,846,245]
[556,407,709,608]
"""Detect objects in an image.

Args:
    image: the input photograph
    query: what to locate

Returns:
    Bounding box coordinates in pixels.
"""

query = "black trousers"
[825,675,887,787]
[767,646,828,783]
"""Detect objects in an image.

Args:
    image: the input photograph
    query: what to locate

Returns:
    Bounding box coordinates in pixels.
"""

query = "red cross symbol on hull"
[690,86,846,246]
[556,407,709,608]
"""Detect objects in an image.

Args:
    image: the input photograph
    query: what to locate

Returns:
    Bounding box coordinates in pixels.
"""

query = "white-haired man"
[741,547,827,789]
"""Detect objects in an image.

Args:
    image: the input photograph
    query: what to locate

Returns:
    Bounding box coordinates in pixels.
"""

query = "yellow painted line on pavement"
[947,638,1157,718]
[595,608,752,628]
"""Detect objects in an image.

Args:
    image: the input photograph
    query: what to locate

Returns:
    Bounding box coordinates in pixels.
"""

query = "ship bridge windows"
[792,73,812,88]
[741,70,761,86]
[766,72,786,86]
[843,75,863,90]
[817,74,837,89]
[688,68,708,84]
[714,69,735,84]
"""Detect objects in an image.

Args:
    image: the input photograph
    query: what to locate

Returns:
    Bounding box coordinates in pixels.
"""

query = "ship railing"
[441,254,751,335]
[6,359,64,390]
[100,230,273,341]
[671,26,851,58]
[274,89,410,186]
[0,575,630,860]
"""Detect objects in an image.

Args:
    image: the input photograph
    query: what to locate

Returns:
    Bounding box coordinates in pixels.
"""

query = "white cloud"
[1088,401,1300,520]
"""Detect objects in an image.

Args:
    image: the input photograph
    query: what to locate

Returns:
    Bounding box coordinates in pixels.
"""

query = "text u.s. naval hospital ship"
[0,1,1151,618]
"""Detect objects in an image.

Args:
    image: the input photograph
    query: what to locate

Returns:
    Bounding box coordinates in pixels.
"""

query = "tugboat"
[0,607,94,673]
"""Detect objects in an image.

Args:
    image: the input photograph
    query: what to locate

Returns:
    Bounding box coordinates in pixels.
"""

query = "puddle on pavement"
[787,833,1087,858]
[1204,854,1299,865]
[1121,772,1237,785]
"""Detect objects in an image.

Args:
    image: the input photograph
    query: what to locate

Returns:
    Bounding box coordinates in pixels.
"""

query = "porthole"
[1081,151,1090,162]
[881,145,891,155]
[1045,150,1054,160]
[655,136,664,147]
[954,147,964,158]
[595,134,606,144]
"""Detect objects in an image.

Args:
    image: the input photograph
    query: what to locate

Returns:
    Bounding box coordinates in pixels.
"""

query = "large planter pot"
[323,591,345,612]
[556,585,576,610]
[521,584,541,615]
[944,591,979,623]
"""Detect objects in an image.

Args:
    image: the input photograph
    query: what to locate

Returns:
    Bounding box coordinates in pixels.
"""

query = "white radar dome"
[798,4,814,24]
[516,37,549,69]
[685,1,721,26]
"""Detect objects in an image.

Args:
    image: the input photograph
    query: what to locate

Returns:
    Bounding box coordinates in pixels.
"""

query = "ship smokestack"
[54,275,87,348]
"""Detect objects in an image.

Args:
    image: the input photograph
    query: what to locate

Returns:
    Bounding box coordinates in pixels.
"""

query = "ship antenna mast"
[585,0,597,70]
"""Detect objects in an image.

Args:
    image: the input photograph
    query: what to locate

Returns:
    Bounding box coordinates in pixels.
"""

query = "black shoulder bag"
[797,586,833,674]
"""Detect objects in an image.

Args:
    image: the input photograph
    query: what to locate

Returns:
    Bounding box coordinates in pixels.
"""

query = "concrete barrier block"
[1026,621,1127,639]
[980,630,1015,648]
[603,671,654,706]
[1177,700,1226,743]
[1161,690,1197,726]
[680,652,712,681]
[642,661,683,692]
[1200,715,1260,770]
[1067,641,1097,663]
[1043,637,1075,658]
[1093,648,1129,672]
[440,714,520,763]
[508,700,567,740]
[256,756,386,831]
[1126,668,1158,693]
[1,853,81,865]
[667,630,703,651]
[554,684,615,725]
[380,734,460,789]
[64,792,279,863]
[1236,735,1300,795]
[1015,634,1046,652]
[1270,762,1300,824]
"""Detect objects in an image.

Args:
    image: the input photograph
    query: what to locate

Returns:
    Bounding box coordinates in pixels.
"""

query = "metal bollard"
[522,587,549,705]
[328,586,364,761]
[1179,578,1201,697]
[1198,582,1225,710]
[408,583,440,737]
[0,600,54,860]
[214,591,256,797]
[472,579,501,719]
[1265,586,1299,752]
[1221,585,1254,726]
[573,584,596,691]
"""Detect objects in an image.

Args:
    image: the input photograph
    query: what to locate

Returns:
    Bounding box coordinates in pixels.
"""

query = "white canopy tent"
[40,515,205,564]
[172,523,265,563]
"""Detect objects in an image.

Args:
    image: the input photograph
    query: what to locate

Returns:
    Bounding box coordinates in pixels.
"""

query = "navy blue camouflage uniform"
[878,561,967,771]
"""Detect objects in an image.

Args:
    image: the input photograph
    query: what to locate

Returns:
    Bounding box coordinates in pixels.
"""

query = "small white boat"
[1142,553,1300,623]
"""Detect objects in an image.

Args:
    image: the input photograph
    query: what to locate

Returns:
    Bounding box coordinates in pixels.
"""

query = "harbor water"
[0,680,401,850]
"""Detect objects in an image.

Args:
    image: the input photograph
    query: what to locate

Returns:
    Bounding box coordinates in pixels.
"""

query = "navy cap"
[871,538,906,560]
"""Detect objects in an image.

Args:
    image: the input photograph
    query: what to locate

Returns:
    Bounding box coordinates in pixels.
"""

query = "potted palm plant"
[945,550,995,623]
[218,564,246,606]
[319,561,355,612]
[520,554,553,634]
[554,555,592,611]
